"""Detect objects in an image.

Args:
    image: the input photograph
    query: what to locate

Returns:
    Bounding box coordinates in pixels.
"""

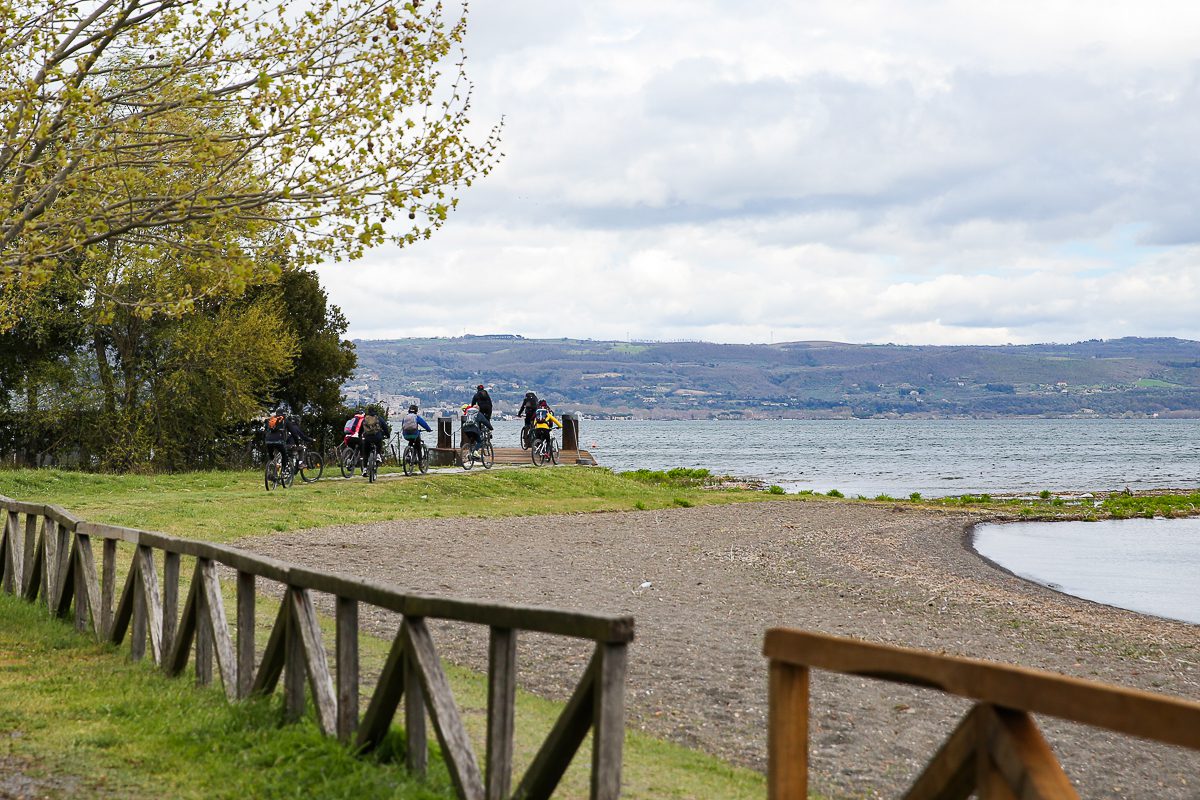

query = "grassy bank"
[0,466,770,799]
[0,466,771,544]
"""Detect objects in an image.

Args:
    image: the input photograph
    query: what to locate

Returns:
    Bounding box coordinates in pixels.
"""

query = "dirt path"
[239,501,1200,799]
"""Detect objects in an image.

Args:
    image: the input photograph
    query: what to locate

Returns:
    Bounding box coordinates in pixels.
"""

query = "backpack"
[361,415,384,436]
[535,407,549,424]
[268,414,286,431]
[401,413,420,434]
[344,415,362,435]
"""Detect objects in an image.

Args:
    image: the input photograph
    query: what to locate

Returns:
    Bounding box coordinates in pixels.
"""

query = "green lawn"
[0,467,773,799]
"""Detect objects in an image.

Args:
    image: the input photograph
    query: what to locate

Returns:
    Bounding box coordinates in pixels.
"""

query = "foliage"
[767,484,786,494]
[620,467,713,487]
[0,0,501,319]
[825,489,843,498]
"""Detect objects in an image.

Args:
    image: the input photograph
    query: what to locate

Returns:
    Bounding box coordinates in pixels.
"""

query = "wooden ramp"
[430,447,597,467]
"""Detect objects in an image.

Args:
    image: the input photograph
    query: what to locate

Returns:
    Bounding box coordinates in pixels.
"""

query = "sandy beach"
[240,500,1200,799]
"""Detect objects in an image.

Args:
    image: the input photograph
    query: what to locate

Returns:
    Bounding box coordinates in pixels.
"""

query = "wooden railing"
[0,495,634,800]
[764,628,1200,799]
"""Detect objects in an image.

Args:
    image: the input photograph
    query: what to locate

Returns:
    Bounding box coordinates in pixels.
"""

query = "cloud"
[318,1,1200,346]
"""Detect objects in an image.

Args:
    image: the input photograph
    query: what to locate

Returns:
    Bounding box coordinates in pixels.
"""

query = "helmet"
[477,384,485,390]
[408,404,418,413]
[537,400,548,408]
[525,391,536,398]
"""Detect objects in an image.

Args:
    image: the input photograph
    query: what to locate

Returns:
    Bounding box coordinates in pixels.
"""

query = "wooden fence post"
[237,571,256,700]
[486,627,517,800]
[336,596,359,742]
[162,552,181,659]
[767,660,809,800]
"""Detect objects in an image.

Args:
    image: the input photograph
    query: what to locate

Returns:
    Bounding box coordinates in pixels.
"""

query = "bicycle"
[519,421,533,450]
[365,444,379,483]
[339,441,362,478]
[402,437,430,476]
[293,442,323,483]
[459,429,494,470]
[530,431,559,466]
[264,446,294,490]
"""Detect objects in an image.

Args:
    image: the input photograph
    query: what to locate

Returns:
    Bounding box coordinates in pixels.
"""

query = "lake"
[490,417,1200,497]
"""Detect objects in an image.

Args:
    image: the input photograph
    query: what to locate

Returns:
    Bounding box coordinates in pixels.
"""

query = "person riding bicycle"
[358,405,391,472]
[343,409,365,452]
[516,391,539,444]
[532,399,560,447]
[471,384,493,421]
[400,404,432,459]
[265,406,313,468]
[460,403,492,455]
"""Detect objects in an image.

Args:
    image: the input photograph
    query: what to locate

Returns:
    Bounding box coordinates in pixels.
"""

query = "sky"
[316,1,1200,346]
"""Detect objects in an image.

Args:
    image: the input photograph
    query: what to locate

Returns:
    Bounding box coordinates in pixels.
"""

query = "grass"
[0,467,778,545]
[0,466,774,799]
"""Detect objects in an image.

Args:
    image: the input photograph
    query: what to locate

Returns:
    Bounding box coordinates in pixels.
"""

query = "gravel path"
[239,500,1200,799]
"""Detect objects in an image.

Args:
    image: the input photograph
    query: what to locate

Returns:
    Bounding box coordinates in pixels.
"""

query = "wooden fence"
[764,627,1200,799]
[0,495,634,800]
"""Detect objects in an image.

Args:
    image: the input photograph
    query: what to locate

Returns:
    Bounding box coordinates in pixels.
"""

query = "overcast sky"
[317,1,1200,346]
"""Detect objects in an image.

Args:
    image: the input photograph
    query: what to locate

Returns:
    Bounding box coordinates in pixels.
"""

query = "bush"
[909,492,922,501]
[766,485,785,495]
[672,497,693,508]
[826,489,844,498]
[621,468,711,488]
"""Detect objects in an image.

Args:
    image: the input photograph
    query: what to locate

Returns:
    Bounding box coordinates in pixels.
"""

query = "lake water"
[491,417,1200,497]
[973,519,1200,625]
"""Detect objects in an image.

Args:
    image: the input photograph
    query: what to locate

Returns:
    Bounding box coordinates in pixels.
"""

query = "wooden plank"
[195,565,213,686]
[286,567,408,614]
[290,588,338,735]
[763,628,1200,750]
[131,552,147,661]
[237,571,255,700]
[76,521,140,544]
[73,539,87,633]
[981,705,1079,800]
[356,629,407,752]
[513,649,599,800]
[53,534,77,621]
[2,509,18,593]
[902,706,980,800]
[251,598,290,697]
[405,594,635,643]
[200,559,239,701]
[101,538,116,636]
[336,597,359,743]
[284,590,306,722]
[767,660,808,800]
[21,521,44,602]
[42,504,81,529]
[404,618,484,800]
[591,642,627,800]
[42,518,58,610]
[22,513,35,594]
[405,632,428,777]
[136,546,163,664]
[52,518,71,614]
[166,567,201,677]
[486,627,517,800]
[109,559,137,646]
[75,534,104,639]
[162,552,181,660]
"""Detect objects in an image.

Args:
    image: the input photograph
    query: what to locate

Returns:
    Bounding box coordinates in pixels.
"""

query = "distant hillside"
[347,335,1200,419]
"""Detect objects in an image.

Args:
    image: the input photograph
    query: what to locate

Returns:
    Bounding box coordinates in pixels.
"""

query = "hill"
[347,335,1200,419]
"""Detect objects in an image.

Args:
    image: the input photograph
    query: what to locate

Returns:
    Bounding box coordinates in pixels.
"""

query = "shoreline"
[241,499,1199,798]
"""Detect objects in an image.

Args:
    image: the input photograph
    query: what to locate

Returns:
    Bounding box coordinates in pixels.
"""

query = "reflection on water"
[973,518,1200,624]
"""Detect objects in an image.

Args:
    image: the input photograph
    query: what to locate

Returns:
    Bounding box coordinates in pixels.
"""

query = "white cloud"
[319,1,1200,346]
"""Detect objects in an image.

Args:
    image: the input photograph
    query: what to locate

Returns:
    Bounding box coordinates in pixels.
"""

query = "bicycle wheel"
[548,437,559,465]
[340,447,359,478]
[264,453,281,491]
[402,443,416,476]
[418,443,430,474]
[460,441,473,470]
[531,439,545,465]
[481,440,494,469]
[281,457,295,488]
[520,425,531,450]
[367,449,377,483]
[300,450,323,482]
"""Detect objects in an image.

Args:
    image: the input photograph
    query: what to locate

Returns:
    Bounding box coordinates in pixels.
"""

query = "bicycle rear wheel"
[340,447,359,478]
[367,449,377,483]
[281,457,295,488]
[481,440,494,469]
[265,454,281,491]
[419,443,430,474]
[460,441,473,470]
[548,437,559,465]
[402,444,416,476]
[531,439,545,465]
[300,450,323,482]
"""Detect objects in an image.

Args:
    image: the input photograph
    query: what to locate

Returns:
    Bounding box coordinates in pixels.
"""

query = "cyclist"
[471,384,493,421]
[516,391,539,446]
[532,399,560,448]
[343,409,365,453]
[265,406,313,470]
[460,403,493,456]
[400,404,432,460]
[358,405,391,473]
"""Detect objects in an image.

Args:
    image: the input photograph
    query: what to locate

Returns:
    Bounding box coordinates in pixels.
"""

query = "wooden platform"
[430,447,597,467]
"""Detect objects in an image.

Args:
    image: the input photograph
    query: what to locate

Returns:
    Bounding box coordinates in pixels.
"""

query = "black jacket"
[516,395,538,421]
[472,388,493,418]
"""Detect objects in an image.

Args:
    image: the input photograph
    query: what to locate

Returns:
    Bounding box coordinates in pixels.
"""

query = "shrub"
[672,497,693,508]
[766,485,786,495]
[826,489,844,498]
[1039,489,1052,500]
[909,492,922,501]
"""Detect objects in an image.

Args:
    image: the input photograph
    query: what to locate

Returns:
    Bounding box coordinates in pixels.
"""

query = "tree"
[0,0,501,324]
